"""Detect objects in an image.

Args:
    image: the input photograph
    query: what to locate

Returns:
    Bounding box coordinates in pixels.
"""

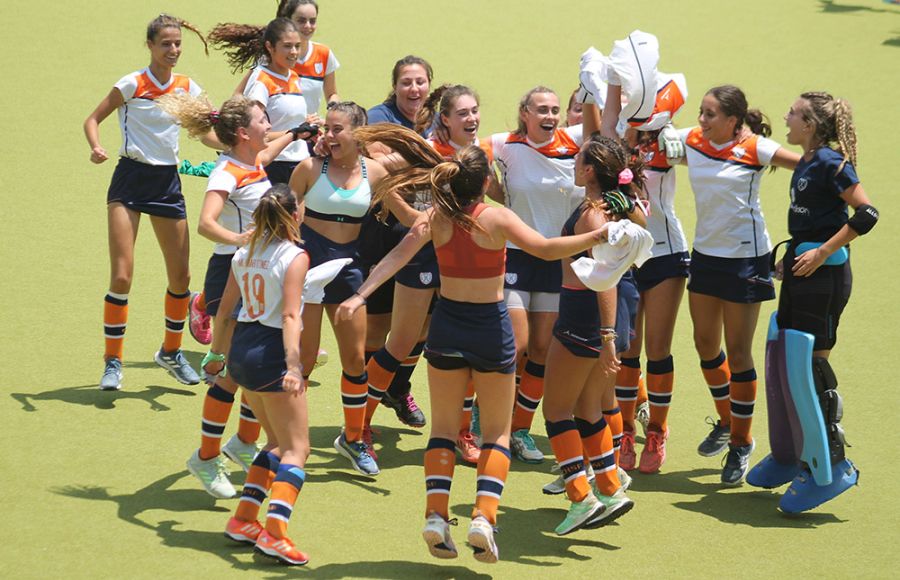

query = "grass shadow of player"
[447,504,619,566]
[305,425,423,472]
[10,383,195,412]
[671,489,847,528]
[625,467,721,495]
[305,560,494,579]
[884,33,900,46]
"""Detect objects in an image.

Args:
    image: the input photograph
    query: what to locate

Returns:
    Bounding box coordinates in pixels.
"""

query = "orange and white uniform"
[206,154,272,255]
[293,41,339,114]
[428,137,494,163]
[232,241,306,330]
[114,68,202,165]
[678,127,782,258]
[244,66,309,163]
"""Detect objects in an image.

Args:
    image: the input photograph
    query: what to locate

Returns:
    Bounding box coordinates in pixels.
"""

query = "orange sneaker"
[362,425,378,460]
[254,529,309,566]
[225,517,263,545]
[638,429,668,474]
[456,429,481,464]
[620,428,637,471]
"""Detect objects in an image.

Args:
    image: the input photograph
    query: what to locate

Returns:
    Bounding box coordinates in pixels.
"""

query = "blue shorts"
[107,157,185,219]
[265,160,299,186]
[203,253,234,316]
[300,224,363,304]
[425,297,516,374]
[396,242,440,289]
[634,252,690,293]
[228,321,289,392]
[688,250,776,304]
[358,210,406,315]
[553,287,605,358]
[504,248,562,293]
[615,271,640,353]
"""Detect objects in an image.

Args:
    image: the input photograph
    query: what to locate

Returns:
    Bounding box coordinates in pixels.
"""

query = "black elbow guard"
[847,204,878,235]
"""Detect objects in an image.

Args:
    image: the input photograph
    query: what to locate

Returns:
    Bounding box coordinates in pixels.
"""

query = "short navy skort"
[203,253,234,316]
[107,157,186,219]
[553,287,604,358]
[688,250,776,303]
[228,321,291,392]
[265,160,299,186]
[395,242,440,289]
[425,297,516,374]
[503,248,562,293]
[634,251,690,293]
[300,224,363,304]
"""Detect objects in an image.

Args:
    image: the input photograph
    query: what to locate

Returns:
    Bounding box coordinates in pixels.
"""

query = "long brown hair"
[208,18,298,73]
[245,184,300,260]
[414,84,479,135]
[707,85,771,138]
[147,14,208,55]
[583,134,646,217]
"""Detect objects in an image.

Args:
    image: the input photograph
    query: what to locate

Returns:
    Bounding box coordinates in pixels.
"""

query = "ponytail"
[744,108,772,138]
[246,184,300,260]
[157,93,257,147]
[414,84,450,135]
[800,91,858,172]
[147,14,208,55]
[208,18,298,73]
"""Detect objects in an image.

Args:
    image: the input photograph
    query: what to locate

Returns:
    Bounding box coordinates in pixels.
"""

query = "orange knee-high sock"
[364,350,401,425]
[195,291,207,311]
[473,443,510,525]
[237,394,260,444]
[103,292,129,361]
[576,416,621,496]
[546,419,591,502]
[199,383,235,460]
[512,361,545,431]
[460,380,475,432]
[265,464,305,539]
[235,451,280,522]
[386,341,424,399]
[647,356,675,433]
[729,368,757,447]
[602,408,624,466]
[637,373,648,408]
[701,351,731,426]
[424,438,457,520]
[342,371,368,442]
[163,289,190,352]
[615,358,641,432]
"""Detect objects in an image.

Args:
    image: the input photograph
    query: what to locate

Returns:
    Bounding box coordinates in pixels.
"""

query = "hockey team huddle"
[83,0,878,567]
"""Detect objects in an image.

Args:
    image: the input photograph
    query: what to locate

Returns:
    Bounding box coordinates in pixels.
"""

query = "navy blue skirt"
[688,250,776,303]
[107,157,185,219]
[425,297,516,374]
[228,321,291,392]
[300,224,363,304]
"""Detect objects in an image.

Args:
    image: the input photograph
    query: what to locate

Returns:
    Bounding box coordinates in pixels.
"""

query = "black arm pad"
[847,203,878,235]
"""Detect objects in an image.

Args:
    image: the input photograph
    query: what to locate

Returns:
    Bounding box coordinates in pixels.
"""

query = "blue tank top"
[304,157,372,224]
[562,202,590,259]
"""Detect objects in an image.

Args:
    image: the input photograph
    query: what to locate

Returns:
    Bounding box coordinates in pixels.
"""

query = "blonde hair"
[246,184,301,260]
[157,93,258,148]
[800,91,857,171]
[514,86,557,136]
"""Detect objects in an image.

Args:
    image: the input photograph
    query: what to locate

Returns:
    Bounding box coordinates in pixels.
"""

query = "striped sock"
[701,352,731,427]
[235,451,280,522]
[546,419,591,502]
[473,443,511,525]
[637,373,648,408]
[729,368,757,447]
[265,464,306,539]
[647,356,675,433]
[424,438,456,520]
[460,380,475,432]
[365,350,401,425]
[576,417,620,496]
[103,292,128,360]
[342,372,368,442]
[163,289,190,352]
[602,407,623,465]
[615,358,641,432]
[386,341,424,399]
[512,361,545,432]
[237,394,260,445]
[199,383,235,460]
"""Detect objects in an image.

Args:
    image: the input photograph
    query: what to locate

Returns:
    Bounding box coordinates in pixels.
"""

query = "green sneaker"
[186,449,236,499]
[584,486,634,529]
[222,434,260,472]
[555,494,604,535]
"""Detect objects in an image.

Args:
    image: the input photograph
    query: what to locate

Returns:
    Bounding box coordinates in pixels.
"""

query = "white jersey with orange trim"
[294,41,339,114]
[113,68,202,165]
[427,137,494,162]
[244,66,309,163]
[640,142,688,257]
[491,126,585,249]
[232,240,306,329]
[206,154,272,255]
[679,127,781,258]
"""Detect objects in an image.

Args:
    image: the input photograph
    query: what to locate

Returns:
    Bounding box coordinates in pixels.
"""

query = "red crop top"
[435,203,506,279]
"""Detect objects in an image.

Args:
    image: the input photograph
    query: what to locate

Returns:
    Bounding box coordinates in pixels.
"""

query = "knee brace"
[812,357,848,463]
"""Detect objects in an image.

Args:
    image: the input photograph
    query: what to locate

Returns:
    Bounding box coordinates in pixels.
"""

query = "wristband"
[601,332,618,343]
[202,351,225,366]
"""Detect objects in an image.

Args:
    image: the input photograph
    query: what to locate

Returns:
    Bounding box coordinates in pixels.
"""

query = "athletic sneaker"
[639,429,668,474]
[456,429,481,464]
[99,357,123,391]
[362,425,378,460]
[619,428,637,471]
[555,493,604,536]
[543,462,596,495]
[333,432,380,476]
[584,486,635,529]
[779,458,859,514]
[697,417,730,457]
[155,347,201,385]
[188,292,211,345]
[254,530,309,566]
[617,467,632,493]
[222,434,260,472]
[510,429,544,463]
[721,439,756,486]
[225,517,263,544]
[422,514,458,559]
[381,391,426,428]
[470,404,482,446]
[467,515,499,564]
[186,449,236,499]
[314,348,328,369]
[635,401,650,435]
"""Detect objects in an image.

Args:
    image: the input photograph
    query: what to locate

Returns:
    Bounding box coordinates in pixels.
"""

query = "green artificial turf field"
[2,0,899,577]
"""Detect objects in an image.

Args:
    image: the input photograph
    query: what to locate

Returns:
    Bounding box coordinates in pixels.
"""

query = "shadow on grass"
[10,383,196,412]
[819,0,899,14]
[306,425,424,474]
[628,467,846,528]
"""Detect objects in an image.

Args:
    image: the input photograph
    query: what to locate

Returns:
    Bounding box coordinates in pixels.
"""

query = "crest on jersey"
[420,272,433,285]
[643,150,656,163]
[797,177,808,192]
[732,146,746,159]
[315,62,323,75]
[505,272,518,285]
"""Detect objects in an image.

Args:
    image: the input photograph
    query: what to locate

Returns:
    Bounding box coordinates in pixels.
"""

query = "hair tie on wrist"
[618,168,633,185]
